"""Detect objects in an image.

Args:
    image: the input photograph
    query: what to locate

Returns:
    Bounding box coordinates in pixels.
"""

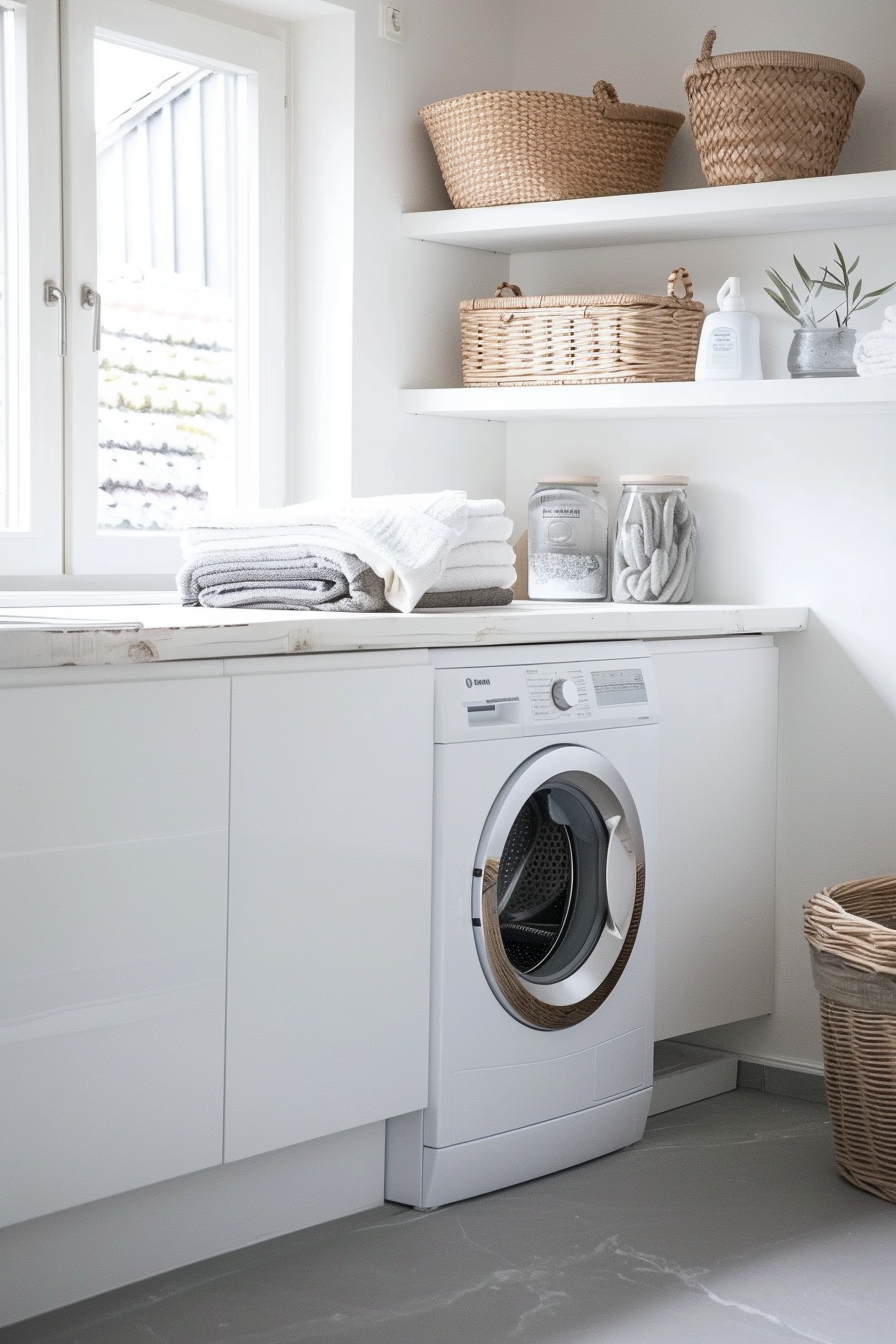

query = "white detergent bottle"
[695,277,763,380]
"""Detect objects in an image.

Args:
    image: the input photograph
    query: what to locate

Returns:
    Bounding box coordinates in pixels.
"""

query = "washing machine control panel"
[434,657,656,742]
[527,668,591,722]
[550,678,579,710]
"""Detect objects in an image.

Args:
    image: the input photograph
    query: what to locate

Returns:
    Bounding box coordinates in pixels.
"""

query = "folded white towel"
[465,499,507,518]
[181,491,467,613]
[854,323,896,377]
[454,514,513,545]
[428,564,517,593]
[444,540,516,570]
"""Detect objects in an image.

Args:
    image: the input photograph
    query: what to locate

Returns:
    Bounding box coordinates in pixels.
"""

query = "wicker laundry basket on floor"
[683,30,864,186]
[460,268,704,387]
[804,876,896,1202]
[420,82,684,209]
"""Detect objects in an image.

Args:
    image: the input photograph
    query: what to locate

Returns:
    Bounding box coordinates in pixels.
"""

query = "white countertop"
[0,598,808,670]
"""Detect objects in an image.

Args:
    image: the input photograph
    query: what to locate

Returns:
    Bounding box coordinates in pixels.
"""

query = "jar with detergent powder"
[527,476,608,600]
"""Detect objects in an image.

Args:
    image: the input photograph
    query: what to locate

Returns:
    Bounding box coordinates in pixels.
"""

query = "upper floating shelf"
[401,378,896,421]
[402,170,896,253]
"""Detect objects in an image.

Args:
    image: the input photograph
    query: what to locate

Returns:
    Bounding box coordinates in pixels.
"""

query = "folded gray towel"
[177,545,389,611]
[416,587,513,609]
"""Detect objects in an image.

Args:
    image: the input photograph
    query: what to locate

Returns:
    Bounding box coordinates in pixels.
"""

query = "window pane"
[0,5,29,533]
[95,40,248,533]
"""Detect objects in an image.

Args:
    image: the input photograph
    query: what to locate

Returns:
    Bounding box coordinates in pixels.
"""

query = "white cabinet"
[0,671,230,1227]
[224,655,434,1164]
[649,637,778,1041]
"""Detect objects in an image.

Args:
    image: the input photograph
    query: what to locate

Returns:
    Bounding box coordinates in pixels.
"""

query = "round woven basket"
[804,876,896,1202]
[683,30,864,186]
[420,83,684,209]
[460,268,704,387]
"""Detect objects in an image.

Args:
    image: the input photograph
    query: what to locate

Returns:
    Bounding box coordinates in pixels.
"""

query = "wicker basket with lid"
[683,30,864,186]
[460,268,704,387]
[420,82,684,209]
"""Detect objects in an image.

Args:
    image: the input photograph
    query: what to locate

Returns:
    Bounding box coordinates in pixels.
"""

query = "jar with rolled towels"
[612,476,697,604]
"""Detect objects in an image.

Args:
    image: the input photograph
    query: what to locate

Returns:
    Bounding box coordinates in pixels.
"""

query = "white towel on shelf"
[443,540,517,570]
[465,498,506,518]
[854,307,896,376]
[455,514,514,544]
[180,491,468,613]
[427,565,517,593]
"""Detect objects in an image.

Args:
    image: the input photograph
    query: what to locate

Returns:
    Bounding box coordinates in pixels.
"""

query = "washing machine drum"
[473,744,645,1030]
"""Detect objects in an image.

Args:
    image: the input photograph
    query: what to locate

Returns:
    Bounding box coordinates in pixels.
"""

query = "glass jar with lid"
[527,476,608,600]
[612,475,697,604]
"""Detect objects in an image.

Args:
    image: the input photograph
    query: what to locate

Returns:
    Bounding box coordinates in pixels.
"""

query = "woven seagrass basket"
[683,30,864,187]
[460,268,704,387]
[804,876,896,1202]
[420,82,684,209]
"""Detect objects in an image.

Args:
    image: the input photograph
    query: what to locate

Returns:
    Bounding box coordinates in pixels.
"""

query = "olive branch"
[765,245,896,330]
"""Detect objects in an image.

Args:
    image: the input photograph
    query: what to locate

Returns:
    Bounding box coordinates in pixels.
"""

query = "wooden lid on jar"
[535,475,601,485]
[619,474,688,485]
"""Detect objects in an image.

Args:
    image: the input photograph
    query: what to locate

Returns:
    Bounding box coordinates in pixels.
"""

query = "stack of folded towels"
[176,491,515,613]
[416,498,515,608]
[854,307,896,377]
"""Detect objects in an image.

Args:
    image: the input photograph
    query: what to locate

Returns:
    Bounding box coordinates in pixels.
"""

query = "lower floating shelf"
[401,378,896,420]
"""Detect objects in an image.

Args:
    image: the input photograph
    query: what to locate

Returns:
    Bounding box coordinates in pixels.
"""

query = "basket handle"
[494,282,523,299]
[592,81,619,109]
[667,267,694,301]
[698,29,716,61]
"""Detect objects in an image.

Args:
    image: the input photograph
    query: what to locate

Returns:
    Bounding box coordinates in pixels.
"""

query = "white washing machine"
[386,640,658,1210]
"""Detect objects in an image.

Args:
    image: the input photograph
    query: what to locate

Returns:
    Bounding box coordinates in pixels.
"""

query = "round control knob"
[551,678,580,711]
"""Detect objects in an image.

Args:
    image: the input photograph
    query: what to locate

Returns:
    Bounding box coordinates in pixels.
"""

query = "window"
[0,0,286,576]
[0,0,63,575]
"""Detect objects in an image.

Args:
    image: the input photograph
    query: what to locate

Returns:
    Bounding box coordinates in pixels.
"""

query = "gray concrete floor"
[4,1088,896,1344]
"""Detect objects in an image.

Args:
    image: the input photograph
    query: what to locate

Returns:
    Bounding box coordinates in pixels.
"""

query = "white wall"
[505,0,896,1069]
[337,0,513,499]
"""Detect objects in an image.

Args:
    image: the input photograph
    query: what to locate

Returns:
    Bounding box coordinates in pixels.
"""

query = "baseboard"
[0,1122,385,1329]
[736,1060,827,1105]
[650,1041,738,1115]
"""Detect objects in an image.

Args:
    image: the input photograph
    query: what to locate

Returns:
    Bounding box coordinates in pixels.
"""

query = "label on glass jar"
[541,505,580,549]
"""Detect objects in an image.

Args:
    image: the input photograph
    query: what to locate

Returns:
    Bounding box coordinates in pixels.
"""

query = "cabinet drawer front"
[0,833,228,1225]
[651,645,778,1039]
[0,679,230,853]
[225,664,434,1162]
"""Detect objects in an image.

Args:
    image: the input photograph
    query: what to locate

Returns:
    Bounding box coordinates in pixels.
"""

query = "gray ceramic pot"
[787,327,858,378]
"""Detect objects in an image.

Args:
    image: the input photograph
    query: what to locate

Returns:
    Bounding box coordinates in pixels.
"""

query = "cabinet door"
[651,645,778,1041]
[226,662,433,1163]
[0,675,230,1227]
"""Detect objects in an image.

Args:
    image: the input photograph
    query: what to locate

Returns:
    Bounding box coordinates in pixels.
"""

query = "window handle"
[43,281,67,357]
[81,284,102,353]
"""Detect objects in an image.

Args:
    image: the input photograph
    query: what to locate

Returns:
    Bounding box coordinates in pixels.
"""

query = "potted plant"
[765,245,896,378]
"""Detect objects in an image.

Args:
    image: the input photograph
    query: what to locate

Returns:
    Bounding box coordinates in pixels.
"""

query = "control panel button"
[551,678,580,711]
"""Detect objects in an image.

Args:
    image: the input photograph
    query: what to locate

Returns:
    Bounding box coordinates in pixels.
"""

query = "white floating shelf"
[402,170,896,253]
[401,378,896,420]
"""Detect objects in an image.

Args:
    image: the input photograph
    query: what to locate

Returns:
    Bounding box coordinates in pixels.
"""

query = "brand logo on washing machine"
[465,677,491,688]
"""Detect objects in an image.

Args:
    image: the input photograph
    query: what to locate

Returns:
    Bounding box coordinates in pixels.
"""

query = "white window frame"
[63,0,286,575]
[0,0,63,576]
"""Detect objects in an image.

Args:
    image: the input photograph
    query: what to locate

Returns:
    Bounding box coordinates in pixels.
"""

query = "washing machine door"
[472,744,645,1030]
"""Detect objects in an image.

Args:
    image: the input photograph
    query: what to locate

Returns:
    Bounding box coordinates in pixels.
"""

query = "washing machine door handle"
[605,814,637,938]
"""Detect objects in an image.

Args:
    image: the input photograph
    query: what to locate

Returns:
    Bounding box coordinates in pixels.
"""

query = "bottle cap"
[718,277,746,312]
[535,475,600,486]
[619,475,688,486]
